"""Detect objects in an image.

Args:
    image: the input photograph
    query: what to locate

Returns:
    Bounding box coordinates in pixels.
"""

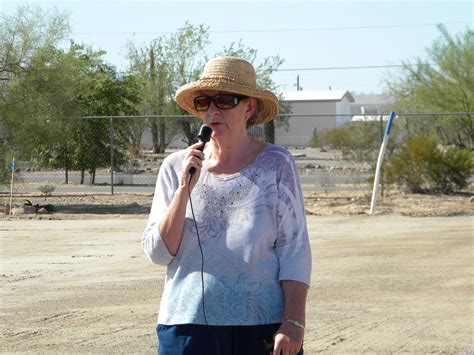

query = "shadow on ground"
[55,202,151,215]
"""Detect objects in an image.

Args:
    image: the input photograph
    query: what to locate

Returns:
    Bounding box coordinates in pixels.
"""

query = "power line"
[211,21,471,34]
[275,63,437,72]
[72,21,471,36]
[68,112,473,120]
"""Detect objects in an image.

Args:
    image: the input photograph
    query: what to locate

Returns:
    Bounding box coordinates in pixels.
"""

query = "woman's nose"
[206,101,221,115]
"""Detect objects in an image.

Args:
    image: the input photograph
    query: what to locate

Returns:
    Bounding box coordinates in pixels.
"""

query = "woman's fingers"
[181,143,206,187]
[272,323,303,355]
[187,142,205,162]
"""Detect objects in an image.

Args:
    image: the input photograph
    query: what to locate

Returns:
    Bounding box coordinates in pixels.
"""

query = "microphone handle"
[189,141,206,176]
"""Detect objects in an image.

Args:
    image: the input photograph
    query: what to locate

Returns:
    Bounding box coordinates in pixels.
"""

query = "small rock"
[469,196,474,203]
[37,207,49,214]
[10,208,25,216]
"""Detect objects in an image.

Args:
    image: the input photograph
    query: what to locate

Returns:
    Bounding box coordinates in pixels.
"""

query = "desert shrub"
[0,144,18,186]
[0,145,12,185]
[386,135,472,193]
[38,181,56,196]
[308,122,382,166]
[428,146,473,192]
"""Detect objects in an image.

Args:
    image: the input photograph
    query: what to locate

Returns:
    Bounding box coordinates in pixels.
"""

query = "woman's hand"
[272,280,308,354]
[181,142,205,190]
[271,321,304,355]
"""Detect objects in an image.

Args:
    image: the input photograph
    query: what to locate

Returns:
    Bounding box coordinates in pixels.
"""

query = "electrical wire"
[72,21,470,36]
[188,181,209,326]
[188,178,220,355]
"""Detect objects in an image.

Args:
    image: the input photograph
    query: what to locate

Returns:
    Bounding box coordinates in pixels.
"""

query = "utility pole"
[296,75,302,91]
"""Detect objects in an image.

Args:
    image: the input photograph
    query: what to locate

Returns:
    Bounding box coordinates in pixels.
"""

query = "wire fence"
[1,112,472,197]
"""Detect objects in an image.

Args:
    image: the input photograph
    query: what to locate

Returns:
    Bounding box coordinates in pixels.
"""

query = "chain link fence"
[1,113,472,197]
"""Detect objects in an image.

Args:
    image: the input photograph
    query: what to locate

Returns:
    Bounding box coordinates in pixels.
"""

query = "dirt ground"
[1,213,472,354]
[1,187,473,220]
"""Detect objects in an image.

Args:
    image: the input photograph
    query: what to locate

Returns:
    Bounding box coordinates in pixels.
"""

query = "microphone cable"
[188,182,209,325]
[188,179,220,355]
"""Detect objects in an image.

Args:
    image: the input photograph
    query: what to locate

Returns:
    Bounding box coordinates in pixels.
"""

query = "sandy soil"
[1,215,472,354]
[1,188,472,220]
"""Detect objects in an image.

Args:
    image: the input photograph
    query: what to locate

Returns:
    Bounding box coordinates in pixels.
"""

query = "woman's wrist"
[283,318,305,330]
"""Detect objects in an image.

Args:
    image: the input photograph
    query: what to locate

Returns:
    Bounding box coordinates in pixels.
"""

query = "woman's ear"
[245,97,257,120]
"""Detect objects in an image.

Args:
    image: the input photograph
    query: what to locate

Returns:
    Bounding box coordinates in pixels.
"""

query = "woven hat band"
[201,57,257,87]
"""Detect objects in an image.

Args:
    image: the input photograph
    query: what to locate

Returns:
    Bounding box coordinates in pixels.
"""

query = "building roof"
[282,90,355,103]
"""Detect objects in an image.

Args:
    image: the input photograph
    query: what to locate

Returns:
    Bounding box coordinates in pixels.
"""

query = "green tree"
[71,47,141,184]
[0,6,71,175]
[2,32,140,184]
[167,22,210,145]
[2,43,85,178]
[0,6,70,82]
[386,25,473,147]
[125,22,209,149]
[0,144,13,185]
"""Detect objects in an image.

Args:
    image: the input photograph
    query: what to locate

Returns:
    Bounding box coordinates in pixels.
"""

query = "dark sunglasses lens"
[214,95,238,109]
[194,96,211,111]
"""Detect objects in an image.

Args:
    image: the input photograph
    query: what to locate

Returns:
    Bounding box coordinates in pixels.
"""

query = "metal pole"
[109,116,114,195]
[9,158,15,213]
[369,112,396,215]
[379,114,384,197]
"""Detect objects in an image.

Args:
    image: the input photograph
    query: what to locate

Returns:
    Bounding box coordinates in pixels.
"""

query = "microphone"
[189,124,213,177]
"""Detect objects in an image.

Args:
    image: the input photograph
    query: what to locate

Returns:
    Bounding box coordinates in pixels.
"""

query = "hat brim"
[175,77,279,126]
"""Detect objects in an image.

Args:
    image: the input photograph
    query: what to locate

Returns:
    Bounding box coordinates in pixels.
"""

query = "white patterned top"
[143,143,312,326]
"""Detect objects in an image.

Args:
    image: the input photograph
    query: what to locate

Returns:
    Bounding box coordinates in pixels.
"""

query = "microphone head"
[197,124,213,143]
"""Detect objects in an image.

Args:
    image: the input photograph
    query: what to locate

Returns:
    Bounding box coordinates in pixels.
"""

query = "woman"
[143,56,311,355]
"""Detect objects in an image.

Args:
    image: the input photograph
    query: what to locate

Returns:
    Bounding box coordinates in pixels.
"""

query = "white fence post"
[369,111,396,215]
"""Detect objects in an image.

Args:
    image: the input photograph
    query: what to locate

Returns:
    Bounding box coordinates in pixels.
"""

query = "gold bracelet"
[283,318,305,330]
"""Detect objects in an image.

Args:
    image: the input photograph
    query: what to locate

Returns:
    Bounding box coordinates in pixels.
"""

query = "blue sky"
[2,0,473,94]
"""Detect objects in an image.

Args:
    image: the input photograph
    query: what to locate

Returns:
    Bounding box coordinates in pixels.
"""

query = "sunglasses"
[193,94,248,111]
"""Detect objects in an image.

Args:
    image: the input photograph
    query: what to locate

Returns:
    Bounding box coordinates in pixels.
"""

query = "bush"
[386,135,472,193]
[38,181,56,196]
[308,122,382,166]
[429,146,473,192]
[0,144,14,186]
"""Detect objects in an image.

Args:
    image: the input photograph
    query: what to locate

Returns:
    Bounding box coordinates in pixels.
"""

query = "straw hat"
[175,56,279,125]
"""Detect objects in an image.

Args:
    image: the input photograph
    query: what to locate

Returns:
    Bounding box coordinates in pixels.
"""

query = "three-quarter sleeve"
[274,154,312,286]
[142,156,178,266]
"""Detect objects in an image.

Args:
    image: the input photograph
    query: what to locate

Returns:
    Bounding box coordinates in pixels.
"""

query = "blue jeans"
[156,323,304,355]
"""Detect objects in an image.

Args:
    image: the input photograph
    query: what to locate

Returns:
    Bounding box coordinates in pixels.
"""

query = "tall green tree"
[386,25,473,147]
[0,6,70,176]
[126,22,209,150]
[166,22,210,145]
[0,6,70,82]
[126,38,174,153]
[71,45,140,184]
[1,11,140,183]
[2,43,85,175]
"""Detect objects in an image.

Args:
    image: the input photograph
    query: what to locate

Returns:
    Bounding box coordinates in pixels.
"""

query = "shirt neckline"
[205,143,270,181]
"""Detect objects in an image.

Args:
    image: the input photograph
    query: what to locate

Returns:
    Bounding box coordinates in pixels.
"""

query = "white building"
[274,90,354,147]
[350,94,392,115]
